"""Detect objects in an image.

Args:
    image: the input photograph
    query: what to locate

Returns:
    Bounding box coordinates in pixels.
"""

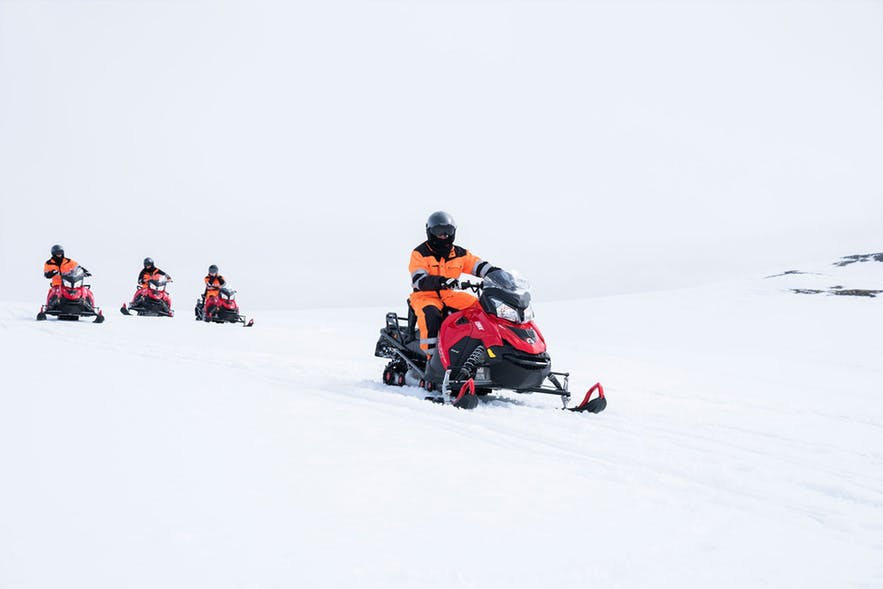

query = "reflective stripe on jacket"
[408,242,493,291]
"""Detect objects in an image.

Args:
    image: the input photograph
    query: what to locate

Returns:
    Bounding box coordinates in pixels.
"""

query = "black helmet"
[208,264,219,275]
[143,257,154,268]
[50,244,64,257]
[426,211,456,251]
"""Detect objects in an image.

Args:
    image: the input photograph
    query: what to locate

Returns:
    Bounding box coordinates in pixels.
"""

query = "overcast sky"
[1,0,881,309]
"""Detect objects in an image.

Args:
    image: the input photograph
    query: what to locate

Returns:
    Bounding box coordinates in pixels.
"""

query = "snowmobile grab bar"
[458,281,483,294]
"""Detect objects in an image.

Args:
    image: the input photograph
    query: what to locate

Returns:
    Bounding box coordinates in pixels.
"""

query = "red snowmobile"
[195,287,253,327]
[37,265,105,323]
[121,276,173,317]
[375,270,605,412]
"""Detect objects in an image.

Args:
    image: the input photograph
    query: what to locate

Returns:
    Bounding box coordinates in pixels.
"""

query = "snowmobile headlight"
[491,298,520,323]
[522,304,535,323]
[65,278,84,289]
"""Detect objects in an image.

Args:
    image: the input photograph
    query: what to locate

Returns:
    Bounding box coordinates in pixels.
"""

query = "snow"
[1,1,881,586]
[2,268,881,588]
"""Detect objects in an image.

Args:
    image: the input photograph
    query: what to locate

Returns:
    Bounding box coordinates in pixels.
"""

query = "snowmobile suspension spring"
[457,346,486,381]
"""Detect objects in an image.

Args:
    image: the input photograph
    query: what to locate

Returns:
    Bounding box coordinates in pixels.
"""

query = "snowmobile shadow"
[477,395,531,408]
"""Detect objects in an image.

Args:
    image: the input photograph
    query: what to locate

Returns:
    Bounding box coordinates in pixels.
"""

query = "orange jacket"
[409,242,493,291]
[43,257,79,287]
[138,268,169,286]
[204,275,226,297]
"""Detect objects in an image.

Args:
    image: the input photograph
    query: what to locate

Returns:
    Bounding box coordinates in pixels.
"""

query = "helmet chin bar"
[427,234,454,251]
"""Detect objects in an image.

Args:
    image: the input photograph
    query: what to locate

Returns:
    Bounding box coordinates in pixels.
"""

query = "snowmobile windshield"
[483,270,530,295]
[219,287,236,300]
[61,266,86,289]
[148,278,167,291]
[479,271,534,323]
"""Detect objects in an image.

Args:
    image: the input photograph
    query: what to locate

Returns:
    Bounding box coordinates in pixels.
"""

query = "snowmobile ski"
[568,382,607,413]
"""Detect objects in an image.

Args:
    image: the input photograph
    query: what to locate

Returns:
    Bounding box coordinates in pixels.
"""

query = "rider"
[137,258,172,287]
[202,264,226,320]
[133,257,172,304]
[409,211,499,357]
[43,244,89,306]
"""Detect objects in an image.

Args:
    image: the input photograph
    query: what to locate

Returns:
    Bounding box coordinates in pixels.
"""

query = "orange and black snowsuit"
[138,267,170,286]
[43,257,80,287]
[409,242,496,354]
[204,274,226,298]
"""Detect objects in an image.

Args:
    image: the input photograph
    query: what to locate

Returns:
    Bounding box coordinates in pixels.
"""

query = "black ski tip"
[94,312,105,324]
[568,382,607,414]
[36,312,47,321]
[570,396,607,413]
[453,394,480,410]
[120,305,130,315]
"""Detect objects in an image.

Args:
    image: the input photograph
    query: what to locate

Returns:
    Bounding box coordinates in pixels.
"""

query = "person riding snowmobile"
[38,244,103,322]
[43,244,87,287]
[201,264,226,320]
[43,244,90,307]
[137,257,172,287]
[133,257,172,305]
[410,211,499,357]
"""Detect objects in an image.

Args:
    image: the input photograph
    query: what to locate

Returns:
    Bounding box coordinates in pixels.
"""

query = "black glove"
[420,276,459,291]
[419,275,444,291]
[44,270,58,278]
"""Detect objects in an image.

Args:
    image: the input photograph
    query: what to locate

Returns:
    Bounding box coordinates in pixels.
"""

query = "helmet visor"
[428,224,455,238]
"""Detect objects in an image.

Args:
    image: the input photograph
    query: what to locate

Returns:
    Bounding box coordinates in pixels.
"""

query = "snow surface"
[1,1,880,586]
[2,268,881,588]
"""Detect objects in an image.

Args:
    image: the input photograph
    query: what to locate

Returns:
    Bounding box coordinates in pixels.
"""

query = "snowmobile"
[374,270,606,412]
[195,287,254,327]
[121,276,173,317]
[36,265,105,323]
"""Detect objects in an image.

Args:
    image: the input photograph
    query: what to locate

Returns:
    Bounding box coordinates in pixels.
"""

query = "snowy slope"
[1,274,882,588]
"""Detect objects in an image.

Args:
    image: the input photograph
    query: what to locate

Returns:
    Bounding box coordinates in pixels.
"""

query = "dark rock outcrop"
[773,253,881,297]
[833,253,883,267]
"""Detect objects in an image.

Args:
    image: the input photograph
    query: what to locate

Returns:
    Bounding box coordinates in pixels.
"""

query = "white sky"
[1,0,881,309]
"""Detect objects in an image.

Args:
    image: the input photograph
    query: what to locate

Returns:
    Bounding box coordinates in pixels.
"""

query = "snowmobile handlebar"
[458,280,483,294]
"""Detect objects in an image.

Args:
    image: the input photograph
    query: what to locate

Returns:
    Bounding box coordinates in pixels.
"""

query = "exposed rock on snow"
[767,253,882,297]
[833,252,883,267]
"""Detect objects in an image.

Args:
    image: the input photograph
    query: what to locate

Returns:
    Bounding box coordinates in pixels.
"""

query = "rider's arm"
[462,251,497,278]
[409,249,442,291]
[43,261,58,278]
